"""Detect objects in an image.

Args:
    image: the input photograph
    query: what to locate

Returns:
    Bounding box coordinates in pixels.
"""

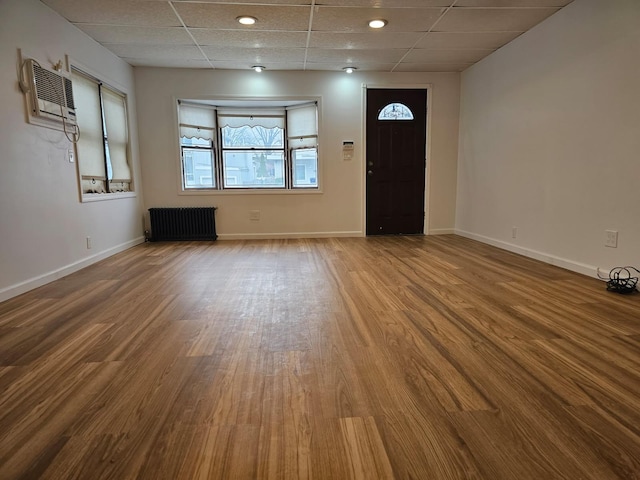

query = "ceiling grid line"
[168,0,217,69]
[390,0,460,73]
[302,0,317,71]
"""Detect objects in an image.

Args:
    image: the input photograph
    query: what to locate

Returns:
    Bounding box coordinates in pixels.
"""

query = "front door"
[366,88,427,235]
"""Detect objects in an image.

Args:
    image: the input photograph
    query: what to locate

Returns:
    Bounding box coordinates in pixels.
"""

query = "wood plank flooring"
[0,235,639,479]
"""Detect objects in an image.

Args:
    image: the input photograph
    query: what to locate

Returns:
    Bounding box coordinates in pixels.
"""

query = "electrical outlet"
[68,149,74,163]
[86,236,92,249]
[249,210,260,221]
[605,230,618,248]
[512,227,517,239]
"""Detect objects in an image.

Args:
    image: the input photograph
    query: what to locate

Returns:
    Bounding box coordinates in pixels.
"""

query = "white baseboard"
[0,236,145,303]
[429,228,455,235]
[454,229,599,279]
[217,231,364,240]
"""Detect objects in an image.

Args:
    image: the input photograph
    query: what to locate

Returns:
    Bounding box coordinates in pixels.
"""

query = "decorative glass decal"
[378,103,414,121]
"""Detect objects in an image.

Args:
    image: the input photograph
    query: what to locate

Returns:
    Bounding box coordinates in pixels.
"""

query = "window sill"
[81,191,137,203]
[178,188,322,196]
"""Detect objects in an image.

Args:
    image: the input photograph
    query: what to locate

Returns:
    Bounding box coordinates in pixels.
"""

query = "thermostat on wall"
[343,141,354,161]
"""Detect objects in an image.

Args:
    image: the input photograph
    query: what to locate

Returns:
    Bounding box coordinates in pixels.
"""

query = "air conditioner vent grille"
[25,59,77,126]
[33,63,66,107]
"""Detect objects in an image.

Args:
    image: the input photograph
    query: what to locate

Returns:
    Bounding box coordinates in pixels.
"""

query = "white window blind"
[102,86,130,184]
[72,68,133,195]
[73,72,106,192]
[287,103,317,149]
[218,108,285,129]
[179,103,216,141]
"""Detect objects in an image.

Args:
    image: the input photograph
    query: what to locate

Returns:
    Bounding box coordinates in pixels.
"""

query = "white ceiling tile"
[191,30,308,48]
[306,48,406,64]
[435,7,561,32]
[41,0,181,26]
[403,48,494,63]
[167,0,312,4]
[393,63,471,72]
[312,7,446,32]
[316,0,452,6]
[309,32,422,49]
[173,3,311,30]
[416,31,521,49]
[212,62,307,70]
[105,44,205,60]
[201,46,306,63]
[304,63,398,72]
[75,25,193,45]
[456,0,573,6]
[125,58,212,68]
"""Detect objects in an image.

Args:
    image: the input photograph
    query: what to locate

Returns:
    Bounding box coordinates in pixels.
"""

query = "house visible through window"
[71,68,132,195]
[178,100,318,191]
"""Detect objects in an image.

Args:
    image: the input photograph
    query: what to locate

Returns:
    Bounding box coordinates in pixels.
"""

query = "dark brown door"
[366,88,427,235]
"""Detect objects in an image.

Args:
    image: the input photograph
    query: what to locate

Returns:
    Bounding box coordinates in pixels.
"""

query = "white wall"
[0,0,144,302]
[456,0,640,276]
[134,68,460,238]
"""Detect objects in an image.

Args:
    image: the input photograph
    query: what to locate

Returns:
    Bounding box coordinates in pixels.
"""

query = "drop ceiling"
[41,0,575,72]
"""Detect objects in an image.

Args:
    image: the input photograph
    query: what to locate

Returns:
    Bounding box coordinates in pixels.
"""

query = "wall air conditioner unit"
[25,59,77,126]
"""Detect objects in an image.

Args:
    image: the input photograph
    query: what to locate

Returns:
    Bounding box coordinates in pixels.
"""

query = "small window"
[179,104,216,190]
[71,68,133,195]
[181,137,215,189]
[378,103,414,121]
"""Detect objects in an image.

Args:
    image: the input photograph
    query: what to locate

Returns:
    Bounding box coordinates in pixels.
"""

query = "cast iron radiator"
[148,207,217,241]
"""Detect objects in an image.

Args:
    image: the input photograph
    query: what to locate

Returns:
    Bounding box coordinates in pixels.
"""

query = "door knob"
[367,170,373,176]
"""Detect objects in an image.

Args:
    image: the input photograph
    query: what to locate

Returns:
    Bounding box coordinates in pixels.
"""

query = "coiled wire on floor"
[598,266,640,294]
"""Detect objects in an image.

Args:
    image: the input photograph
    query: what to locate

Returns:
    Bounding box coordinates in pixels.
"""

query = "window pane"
[292,148,318,188]
[222,125,283,148]
[223,150,285,188]
[183,147,215,189]
[378,102,414,120]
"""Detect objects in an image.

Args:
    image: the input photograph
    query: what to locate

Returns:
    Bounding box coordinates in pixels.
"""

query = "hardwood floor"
[0,235,639,479]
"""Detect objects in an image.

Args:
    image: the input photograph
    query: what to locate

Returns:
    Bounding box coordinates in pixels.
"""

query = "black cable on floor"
[598,266,639,294]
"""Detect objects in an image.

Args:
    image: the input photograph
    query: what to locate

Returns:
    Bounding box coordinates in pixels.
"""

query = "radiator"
[148,207,217,241]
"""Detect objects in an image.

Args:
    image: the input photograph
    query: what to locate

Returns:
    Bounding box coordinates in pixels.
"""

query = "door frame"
[361,83,433,236]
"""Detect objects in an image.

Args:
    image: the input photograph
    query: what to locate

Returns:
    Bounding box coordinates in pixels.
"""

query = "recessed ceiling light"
[252,65,265,73]
[237,16,257,25]
[343,66,357,74]
[368,19,387,29]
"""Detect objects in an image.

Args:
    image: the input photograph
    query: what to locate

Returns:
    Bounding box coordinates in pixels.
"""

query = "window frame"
[176,98,321,195]
[70,62,135,202]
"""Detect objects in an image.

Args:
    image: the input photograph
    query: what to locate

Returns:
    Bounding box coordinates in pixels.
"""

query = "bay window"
[178,100,318,191]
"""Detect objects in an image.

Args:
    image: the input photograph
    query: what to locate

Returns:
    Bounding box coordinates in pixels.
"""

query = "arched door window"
[377,102,414,120]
